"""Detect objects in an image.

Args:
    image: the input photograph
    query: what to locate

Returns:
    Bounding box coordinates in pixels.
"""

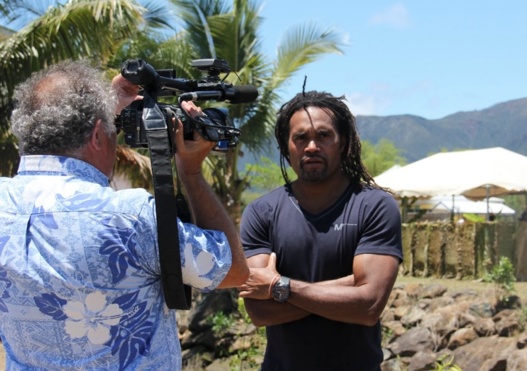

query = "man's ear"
[89,119,104,150]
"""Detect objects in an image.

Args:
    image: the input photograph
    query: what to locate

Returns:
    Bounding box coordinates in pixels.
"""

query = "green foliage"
[245,157,283,191]
[519,307,527,332]
[381,326,393,348]
[503,194,527,217]
[462,213,485,223]
[483,256,516,303]
[245,156,295,192]
[228,342,261,371]
[0,0,167,176]
[228,298,265,371]
[362,139,406,177]
[433,355,462,371]
[208,311,236,335]
[236,298,265,336]
[237,296,251,324]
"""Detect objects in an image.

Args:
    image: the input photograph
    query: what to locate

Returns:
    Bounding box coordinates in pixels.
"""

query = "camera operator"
[0,60,248,370]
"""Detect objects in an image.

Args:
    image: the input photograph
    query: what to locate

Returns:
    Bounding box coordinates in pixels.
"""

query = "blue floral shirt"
[0,155,232,370]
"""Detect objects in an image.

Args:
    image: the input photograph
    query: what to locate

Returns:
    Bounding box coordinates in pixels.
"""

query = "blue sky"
[3,1,525,120]
[257,1,527,119]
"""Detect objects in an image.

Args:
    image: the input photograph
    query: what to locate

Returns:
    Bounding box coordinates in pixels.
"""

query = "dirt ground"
[0,275,525,368]
[396,275,527,301]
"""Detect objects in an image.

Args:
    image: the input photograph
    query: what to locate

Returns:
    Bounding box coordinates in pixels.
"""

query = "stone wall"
[401,221,521,280]
[516,222,527,280]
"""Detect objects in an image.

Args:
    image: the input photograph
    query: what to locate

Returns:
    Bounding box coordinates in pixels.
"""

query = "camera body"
[117,101,186,146]
[115,58,252,152]
[116,101,237,150]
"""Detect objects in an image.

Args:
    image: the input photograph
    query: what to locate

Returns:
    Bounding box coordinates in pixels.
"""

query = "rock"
[472,316,496,336]
[407,349,437,371]
[400,306,426,327]
[420,308,459,337]
[421,283,448,298]
[380,282,525,370]
[388,327,435,357]
[381,358,405,371]
[469,301,495,318]
[505,349,527,370]
[447,327,478,349]
[516,331,527,349]
[494,309,522,337]
[172,281,526,370]
[451,336,515,371]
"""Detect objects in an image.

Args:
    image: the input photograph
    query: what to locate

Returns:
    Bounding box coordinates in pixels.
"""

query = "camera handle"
[142,93,192,310]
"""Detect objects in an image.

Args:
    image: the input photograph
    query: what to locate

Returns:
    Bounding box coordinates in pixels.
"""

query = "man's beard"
[298,157,329,182]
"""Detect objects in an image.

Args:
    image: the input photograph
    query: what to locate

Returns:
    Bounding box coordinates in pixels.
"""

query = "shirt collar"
[18,155,110,187]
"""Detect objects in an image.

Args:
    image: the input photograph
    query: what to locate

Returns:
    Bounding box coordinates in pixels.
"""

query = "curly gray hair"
[11,60,117,156]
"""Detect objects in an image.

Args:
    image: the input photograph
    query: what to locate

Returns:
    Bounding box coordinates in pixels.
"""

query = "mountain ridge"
[355,97,527,162]
[242,97,527,167]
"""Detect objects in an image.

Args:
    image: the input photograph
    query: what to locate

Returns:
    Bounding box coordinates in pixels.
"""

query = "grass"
[395,274,527,302]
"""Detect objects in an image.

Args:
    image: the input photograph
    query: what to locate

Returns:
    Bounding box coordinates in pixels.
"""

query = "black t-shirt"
[241,183,403,371]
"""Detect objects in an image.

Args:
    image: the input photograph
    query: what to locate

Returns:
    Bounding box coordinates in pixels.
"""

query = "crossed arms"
[238,252,399,327]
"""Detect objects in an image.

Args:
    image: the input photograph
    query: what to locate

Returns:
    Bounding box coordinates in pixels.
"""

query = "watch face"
[273,286,287,302]
[272,277,290,302]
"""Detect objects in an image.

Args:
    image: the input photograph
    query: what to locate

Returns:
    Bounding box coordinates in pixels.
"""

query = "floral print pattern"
[0,156,232,370]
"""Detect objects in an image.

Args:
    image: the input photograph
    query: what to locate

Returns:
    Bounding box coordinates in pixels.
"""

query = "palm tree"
[1,0,347,219]
[137,0,347,221]
[0,0,169,177]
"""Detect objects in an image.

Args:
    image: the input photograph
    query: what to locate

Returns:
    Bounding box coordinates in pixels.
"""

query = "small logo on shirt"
[333,223,357,231]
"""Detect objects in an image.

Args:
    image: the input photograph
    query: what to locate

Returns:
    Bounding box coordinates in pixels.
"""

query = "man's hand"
[172,101,216,178]
[238,253,280,300]
[111,74,142,115]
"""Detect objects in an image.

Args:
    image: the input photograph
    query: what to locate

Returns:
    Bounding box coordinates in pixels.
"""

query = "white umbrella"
[375,147,527,200]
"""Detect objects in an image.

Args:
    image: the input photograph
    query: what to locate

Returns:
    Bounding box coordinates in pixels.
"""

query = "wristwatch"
[271,276,291,302]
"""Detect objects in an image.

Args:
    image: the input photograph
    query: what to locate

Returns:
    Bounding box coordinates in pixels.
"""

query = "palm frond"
[0,0,145,99]
[139,0,174,30]
[0,0,149,176]
[273,23,346,86]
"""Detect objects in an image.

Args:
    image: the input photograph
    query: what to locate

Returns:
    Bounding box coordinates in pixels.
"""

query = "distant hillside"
[240,97,527,167]
[356,97,527,162]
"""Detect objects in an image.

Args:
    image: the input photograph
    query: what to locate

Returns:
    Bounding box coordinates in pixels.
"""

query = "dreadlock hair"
[274,90,378,189]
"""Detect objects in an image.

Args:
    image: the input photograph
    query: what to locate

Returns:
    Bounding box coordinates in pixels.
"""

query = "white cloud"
[369,3,410,28]
[345,92,384,116]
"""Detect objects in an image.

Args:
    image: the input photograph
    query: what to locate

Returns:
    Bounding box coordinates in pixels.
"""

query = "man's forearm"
[287,280,378,325]
[286,255,399,325]
[243,298,310,327]
[181,172,248,287]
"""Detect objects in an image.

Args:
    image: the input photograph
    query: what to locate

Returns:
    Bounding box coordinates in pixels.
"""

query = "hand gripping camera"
[115,58,258,152]
[114,59,258,310]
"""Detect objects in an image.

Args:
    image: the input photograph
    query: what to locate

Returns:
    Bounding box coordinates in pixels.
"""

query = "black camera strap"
[142,94,191,310]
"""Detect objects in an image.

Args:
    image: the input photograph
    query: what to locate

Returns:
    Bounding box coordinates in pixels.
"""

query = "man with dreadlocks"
[237,91,403,370]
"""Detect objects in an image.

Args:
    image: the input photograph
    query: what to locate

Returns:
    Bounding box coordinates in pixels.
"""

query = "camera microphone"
[179,85,258,104]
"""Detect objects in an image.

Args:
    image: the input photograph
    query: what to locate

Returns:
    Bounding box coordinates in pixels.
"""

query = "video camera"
[115,58,258,152]
[114,59,258,310]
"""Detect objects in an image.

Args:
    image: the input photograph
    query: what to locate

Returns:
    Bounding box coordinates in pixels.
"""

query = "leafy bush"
[483,256,516,303]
